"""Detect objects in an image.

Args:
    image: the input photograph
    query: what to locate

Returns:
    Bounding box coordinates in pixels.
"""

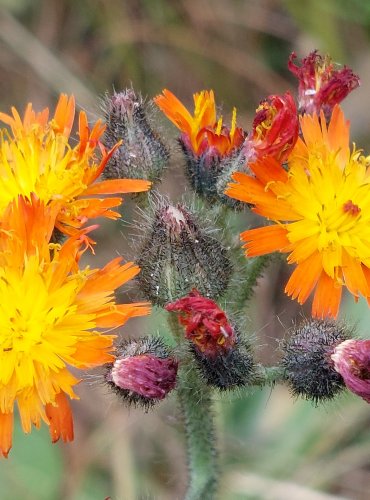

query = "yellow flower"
[0,197,150,457]
[0,94,151,237]
[226,106,370,319]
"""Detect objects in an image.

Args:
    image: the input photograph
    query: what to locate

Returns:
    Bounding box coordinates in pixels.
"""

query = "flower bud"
[288,51,360,117]
[105,337,178,408]
[137,200,232,306]
[281,319,349,404]
[331,339,370,403]
[166,290,255,390]
[102,89,169,183]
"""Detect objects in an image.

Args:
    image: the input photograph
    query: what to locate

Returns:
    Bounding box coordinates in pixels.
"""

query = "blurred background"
[1,1,370,499]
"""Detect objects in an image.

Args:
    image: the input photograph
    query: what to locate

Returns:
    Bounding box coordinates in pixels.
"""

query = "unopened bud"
[167,290,255,390]
[103,89,169,183]
[331,339,370,403]
[137,200,232,305]
[281,319,349,404]
[105,337,178,408]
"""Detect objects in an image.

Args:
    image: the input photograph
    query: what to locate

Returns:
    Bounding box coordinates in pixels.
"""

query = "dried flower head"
[288,50,359,117]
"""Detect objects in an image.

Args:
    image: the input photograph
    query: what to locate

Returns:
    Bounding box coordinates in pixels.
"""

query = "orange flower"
[225,106,370,319]
[154,89,245,156]
[0,197,150,457]
[0,94,151,237]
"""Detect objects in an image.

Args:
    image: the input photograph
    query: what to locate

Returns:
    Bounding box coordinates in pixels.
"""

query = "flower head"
[288,51,359,116]
[0,94,151,237]
[331,339,370,403]
[226,106,370,319]
[166,289,236,356]
[0,197,150,457]
[154,89,245,157]
[248,92,299,162]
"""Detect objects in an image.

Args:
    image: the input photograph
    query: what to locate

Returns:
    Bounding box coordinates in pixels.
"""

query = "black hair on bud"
[281,319,350,404]
[105,337,178,410]
[136,198,233,306]
[192,339,256,391]
[102,89,169,183]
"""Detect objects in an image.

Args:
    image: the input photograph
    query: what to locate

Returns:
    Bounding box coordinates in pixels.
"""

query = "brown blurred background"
[1,1,370,499]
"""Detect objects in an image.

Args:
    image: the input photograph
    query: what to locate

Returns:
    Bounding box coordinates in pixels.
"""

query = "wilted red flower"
[288,50,359,116]
[166,289,236,357]
[248,91,299,162]
[331,339,370,403]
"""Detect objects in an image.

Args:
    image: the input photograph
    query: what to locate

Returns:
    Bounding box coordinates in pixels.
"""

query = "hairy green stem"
[168,312,218,500]
[177,362,218,500]
[232,255,270,311]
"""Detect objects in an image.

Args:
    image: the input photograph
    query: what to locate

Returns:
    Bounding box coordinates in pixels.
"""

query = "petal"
[83,179,151,195]
[0,412,13,458]
[241,225,289,257]
[45,392,74,443]
[312,271,342,319]
[285,252,323,304]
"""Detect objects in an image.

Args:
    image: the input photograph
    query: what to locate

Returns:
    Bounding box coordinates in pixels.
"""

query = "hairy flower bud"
[102,89,169,182]
[167,290,255,390]
[331,339,370,403]
[105,337,178,408]
[281,319,350,404]
[288,51,360,117]
[137,201,232,305]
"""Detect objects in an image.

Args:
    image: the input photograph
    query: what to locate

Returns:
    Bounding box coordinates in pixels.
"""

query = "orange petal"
[72,335,115,367]
[285,252,323,304]
[249,156,288,184]
[45,392,74,444]
[154,89,193,136]
[312,271,342,319]
[53,94,75,137]
[241,225,290,257]
[0,412,13,458]
[83,178,151,195]
[342,250,370,298]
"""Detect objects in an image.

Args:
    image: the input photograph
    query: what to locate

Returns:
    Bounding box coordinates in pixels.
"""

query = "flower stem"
[231,255,270,312]
[177,362,218,500]
[167,312,218,500]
